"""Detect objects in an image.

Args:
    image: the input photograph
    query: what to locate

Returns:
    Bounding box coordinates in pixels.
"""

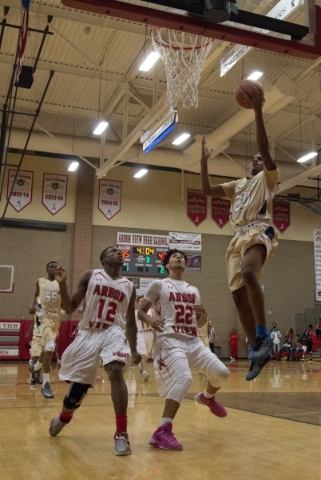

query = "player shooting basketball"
[200,84,280,381]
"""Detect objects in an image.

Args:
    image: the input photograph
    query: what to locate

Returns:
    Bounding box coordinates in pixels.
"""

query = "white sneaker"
[143,371,150,382]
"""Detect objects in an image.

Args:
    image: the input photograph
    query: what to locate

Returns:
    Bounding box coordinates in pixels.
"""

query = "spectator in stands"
[300,325,316,362]
[229,328,240,362]
[269,322,277,334]
[284,327,294,343]
[291,335,304,361]
[270,325,282,357]
[280,338,293,360]
[208,321,218,354]
[315,318,321,339]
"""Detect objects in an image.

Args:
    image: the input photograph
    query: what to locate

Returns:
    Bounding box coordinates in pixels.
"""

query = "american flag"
[15,0,30,85]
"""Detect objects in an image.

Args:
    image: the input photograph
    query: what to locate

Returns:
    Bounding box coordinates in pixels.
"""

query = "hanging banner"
[273,198,290,232]
[187,189,207,227]
[98,179,122,220]
[42,173,68,215]
[6,169,33,212]
[169,232,201,251]
[314,230,321,302]
[211,197,230,228]
[186,254,201,271]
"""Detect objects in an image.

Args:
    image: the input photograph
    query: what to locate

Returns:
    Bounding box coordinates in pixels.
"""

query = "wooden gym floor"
[0,359,320,480]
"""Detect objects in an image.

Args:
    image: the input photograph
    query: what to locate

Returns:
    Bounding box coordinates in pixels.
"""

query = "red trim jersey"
[144,278,200,339]
[78,269,133,330]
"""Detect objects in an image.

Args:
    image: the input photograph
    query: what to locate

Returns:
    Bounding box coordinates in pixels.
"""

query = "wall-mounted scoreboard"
[119,245,168,276]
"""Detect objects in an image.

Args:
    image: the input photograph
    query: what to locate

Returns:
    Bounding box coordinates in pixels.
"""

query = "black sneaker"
[29,365,43,385]
[248,335,273,362]
[42,382,54,399]
[246,354,272,381]
[30,378,37,389]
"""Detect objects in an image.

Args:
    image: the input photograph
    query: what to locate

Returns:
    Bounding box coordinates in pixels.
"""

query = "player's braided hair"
[162,249,187,273]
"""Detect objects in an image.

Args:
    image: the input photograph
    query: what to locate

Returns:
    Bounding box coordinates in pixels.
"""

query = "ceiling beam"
[278,162,321,193]
[96,93,169,177]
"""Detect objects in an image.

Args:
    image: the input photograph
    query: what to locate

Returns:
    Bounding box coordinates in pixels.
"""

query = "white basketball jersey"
[135,309,153,333]
[144,278,200,339]
[78,269,134,330]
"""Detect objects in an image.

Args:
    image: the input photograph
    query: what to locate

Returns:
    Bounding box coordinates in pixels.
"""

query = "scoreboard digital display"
[118,245,168,276]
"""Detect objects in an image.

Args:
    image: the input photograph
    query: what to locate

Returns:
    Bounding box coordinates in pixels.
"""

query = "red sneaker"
[195,393,227,417]
[149,423,182,450]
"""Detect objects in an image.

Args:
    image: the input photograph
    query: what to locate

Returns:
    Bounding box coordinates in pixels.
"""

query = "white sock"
[35,361,43,371]
[203,390,215,399]
[43,373,50,384]
[160,417,172,426]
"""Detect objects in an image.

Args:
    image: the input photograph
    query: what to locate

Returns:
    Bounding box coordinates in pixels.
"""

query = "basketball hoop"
[151,27,213,109]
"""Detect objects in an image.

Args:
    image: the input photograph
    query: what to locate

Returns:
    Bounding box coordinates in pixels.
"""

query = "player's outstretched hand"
[152,317,165,332]
[131,352,142,365]
[54,265,67,284]
[201,135,212,162]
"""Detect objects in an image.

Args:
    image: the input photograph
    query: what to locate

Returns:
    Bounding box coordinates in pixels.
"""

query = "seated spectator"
[280,339,293,360]
[300,325,316,362]
[284,328,293,343]
[316,318,321,339]
[291,335,304,361]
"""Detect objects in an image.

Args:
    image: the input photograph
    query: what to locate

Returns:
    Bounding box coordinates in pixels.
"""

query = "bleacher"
[295,305,321,361]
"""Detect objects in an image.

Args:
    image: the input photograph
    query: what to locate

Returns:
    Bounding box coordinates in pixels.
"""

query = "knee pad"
[63,382,90,410]
[209,364,230,388]
[44,339,55,352]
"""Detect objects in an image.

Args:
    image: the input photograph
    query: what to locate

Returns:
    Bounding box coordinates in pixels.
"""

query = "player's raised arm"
[200,136,226,197]
[252,91,276,171]
[54,266,91,314]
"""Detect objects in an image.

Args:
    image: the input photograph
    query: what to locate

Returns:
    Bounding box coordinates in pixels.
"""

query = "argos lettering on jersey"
[112,351,130,358]
[93,284,125,302]
[169,292,196,303]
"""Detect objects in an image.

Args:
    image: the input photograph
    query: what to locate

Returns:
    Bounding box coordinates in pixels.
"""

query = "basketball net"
[151,28,213,109]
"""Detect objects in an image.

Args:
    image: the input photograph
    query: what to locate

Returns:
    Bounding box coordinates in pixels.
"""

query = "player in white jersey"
[28,261,64,398]
[135,295,155,381]
[137,249,230,450]
[48,246,141,456]
[200,87,279,381]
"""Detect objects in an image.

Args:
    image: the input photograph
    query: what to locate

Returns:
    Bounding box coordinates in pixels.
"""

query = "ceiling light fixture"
[297,152,318,163]
[93,121,108,135]
[139,52,160,72]
[68,161,79,171]
[172,133,190,145]
[134,168,148,178]
[246,71,263,81]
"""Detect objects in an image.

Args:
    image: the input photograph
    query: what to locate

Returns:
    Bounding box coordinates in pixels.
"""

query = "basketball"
[234,80,264,109]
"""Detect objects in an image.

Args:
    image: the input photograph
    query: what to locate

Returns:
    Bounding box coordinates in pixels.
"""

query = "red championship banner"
[42,173,68,215]
[99,179,122,220]
[7,169,33,212]
[273,197,290,232]
[211,197,230,228]
[187,189,207,226]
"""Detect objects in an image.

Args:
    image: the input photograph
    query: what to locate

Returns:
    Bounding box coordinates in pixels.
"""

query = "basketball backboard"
[62,0,321,59]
